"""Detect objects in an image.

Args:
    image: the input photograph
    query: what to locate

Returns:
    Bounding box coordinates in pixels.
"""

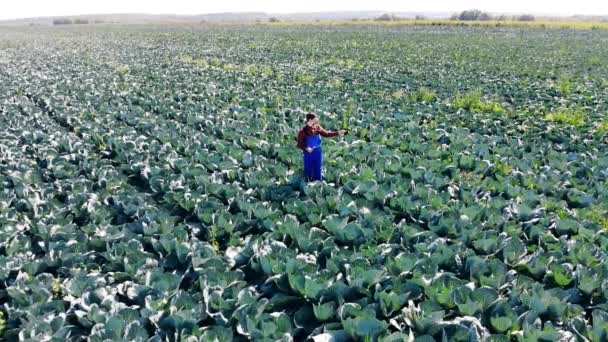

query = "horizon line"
[2,10,607,22]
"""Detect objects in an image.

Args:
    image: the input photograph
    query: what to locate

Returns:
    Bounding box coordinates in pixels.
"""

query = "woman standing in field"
[296,113,345,182]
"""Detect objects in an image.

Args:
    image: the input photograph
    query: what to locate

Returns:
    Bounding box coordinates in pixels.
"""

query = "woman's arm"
[296,128,308,150]
[317,125,339,137]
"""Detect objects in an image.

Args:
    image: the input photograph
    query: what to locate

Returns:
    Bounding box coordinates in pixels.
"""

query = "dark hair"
[306,113,316,122]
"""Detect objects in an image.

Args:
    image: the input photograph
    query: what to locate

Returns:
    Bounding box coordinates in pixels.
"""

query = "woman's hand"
[305,147,313,153]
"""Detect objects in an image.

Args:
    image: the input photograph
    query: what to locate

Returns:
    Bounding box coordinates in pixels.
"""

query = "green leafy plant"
[409,87,437,103]
[557,76,574,95]
[453,90,502,113]
[595,116,608,134]
[0,312,5,338]
[544,108,585,126]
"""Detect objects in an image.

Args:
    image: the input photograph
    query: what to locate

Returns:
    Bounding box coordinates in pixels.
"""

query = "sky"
[1,0,606,20]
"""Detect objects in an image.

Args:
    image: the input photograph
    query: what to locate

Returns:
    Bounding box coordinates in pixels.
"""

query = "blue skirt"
[303,146,323,182]
[303,134,323,182]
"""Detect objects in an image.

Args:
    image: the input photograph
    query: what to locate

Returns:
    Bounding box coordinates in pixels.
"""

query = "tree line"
[372,10,535,22]
[53,18,106,25]
[450,10,535,21]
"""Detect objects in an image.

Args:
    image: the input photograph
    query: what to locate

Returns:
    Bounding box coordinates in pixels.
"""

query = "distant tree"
[455,9,493,21]
[479,12,492,21]
[53,18,73,25]
[517,14,535,21]
[350,18,360,21]
[268,17,280,23]
[375,13,402,21]
[94,19,105,24]
[415,15,427,20]
[459,9,480,20]
[73,19,89,24]
[450,13,459,20]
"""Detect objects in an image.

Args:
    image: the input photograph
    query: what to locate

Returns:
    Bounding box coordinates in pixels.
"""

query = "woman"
[296,113,345,182]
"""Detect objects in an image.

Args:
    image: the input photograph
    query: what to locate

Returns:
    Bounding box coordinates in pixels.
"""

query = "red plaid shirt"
[296,124,339,151]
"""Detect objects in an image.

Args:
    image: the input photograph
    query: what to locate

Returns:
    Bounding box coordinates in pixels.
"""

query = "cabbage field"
[1,24,608,341]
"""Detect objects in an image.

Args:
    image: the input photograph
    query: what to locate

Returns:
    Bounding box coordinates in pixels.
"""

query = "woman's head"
[306,113,317,125]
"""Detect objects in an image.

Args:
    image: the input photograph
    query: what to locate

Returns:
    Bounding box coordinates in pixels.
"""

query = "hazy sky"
[1,0,606,20]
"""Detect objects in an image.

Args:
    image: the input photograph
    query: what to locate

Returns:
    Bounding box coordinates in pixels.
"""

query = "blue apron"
[303,134,323,182]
